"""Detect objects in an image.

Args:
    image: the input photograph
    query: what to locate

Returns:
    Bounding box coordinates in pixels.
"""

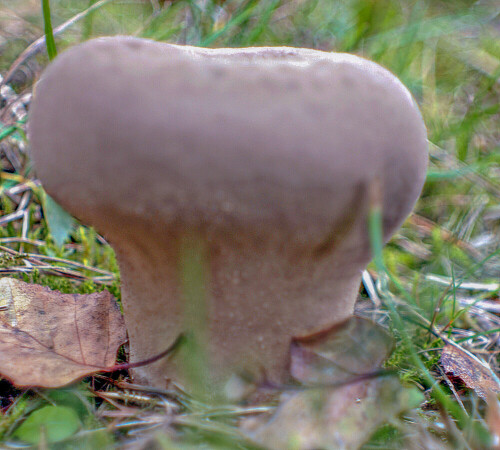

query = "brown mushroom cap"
[29,36,428,391]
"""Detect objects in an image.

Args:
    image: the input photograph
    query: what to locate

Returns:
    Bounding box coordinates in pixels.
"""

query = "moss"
[15,270,121,300]
[385,326,441,390]
[0,395,31,442]
[362,423,405,449]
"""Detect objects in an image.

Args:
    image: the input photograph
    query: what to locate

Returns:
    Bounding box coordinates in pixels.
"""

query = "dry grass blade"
[0,244,116,284]
[0,0,114,88]
[409,214,483,258]
[426,274,499,292]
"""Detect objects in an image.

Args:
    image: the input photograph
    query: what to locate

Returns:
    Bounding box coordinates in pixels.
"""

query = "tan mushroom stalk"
[28,36,428,391]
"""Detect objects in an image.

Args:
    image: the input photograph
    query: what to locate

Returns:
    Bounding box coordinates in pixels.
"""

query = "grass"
[0,0,499,447]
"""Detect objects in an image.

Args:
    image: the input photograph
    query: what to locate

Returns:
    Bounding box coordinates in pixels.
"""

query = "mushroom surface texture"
[28,36,428,393]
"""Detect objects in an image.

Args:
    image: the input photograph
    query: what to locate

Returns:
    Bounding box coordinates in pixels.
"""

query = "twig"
[109,334,186,371]
[362,270,381,307]
[426,274,499,292]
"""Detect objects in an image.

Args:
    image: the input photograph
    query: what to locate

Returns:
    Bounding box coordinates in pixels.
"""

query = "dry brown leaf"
[290,317,393,384]
[0,277,126,387]
[244,317,423,449]
[440,344,500,399]
[245,377,422,450]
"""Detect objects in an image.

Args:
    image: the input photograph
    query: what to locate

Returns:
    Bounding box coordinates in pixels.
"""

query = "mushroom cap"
[29,36,428,266]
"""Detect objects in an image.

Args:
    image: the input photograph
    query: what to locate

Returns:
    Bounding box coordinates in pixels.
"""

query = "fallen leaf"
[0,277,126,387]
[290,316,393,384]
[13,405,81,445]
[244,317,422,449]
[246,377,422,450]
[440,344,500,399]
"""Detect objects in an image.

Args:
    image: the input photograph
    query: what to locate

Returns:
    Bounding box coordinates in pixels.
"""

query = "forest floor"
[0,0,499,448]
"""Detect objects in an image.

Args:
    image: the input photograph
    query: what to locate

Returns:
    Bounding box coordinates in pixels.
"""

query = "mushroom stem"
[120,231,362,389]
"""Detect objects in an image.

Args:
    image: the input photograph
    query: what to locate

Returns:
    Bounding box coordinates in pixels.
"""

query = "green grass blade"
[41,0,57,60]
[368,183,492,447]
[239,0,281,46]
[200,1,258,47]
[0,125,16,142]
[180,235,211,401]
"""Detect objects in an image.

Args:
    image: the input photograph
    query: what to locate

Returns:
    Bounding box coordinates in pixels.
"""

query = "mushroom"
[28,36,428,392]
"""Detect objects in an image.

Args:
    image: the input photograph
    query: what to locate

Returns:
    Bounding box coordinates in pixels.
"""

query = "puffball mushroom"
[28,36,428,391]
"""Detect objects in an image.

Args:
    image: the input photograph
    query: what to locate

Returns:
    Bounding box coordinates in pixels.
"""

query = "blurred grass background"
[0,0,499,448]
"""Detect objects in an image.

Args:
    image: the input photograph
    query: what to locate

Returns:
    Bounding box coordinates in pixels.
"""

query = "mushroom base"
[117,233,362,398]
